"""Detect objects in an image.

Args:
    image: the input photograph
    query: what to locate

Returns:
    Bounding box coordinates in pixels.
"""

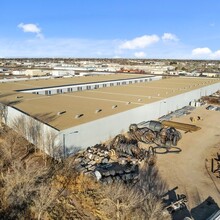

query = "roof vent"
[95,109,102,113]
[57,111,66,115]
[75,113,84,119]
[126,102,131,105]
[138,98,142,101]
[112,105,118,109]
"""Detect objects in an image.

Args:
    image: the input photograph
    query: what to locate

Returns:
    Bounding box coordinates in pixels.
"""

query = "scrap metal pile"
[201,91,220,105]
[75,121,182,184]
[129,122,182,147]
[162,187,188,216]
[74,139,145,184]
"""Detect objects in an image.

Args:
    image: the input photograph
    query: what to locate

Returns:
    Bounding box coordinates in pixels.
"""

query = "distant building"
[51,70,75,78]
[12,70,25,75]
[24,69,49,77]
[202,72,220,78]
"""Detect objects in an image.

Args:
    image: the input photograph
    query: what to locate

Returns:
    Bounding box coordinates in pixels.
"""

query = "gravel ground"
[157,106,220,218]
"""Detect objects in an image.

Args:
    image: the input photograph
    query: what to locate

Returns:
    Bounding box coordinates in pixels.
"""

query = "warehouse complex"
[0,73,220,157]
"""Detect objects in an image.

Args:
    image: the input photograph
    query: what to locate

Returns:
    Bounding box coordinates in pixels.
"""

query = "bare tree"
[137,161,168,197]
[46,131,61,160]
[0,161,48,219]
[32,183,58,220]
[99,183,144,220]
[12,115,61,160]
[98,160,170,220]
[0,102,8,125]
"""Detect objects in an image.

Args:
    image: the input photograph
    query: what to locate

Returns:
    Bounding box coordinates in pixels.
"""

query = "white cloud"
[192,47,212,56]
[162,33,179,42]
[18,23,41,33]
[211,50,220,59]
[113,55,121,58]
[192,47,220,59]
[119,35,159,50]
[0,38,120,58]
[18,23,43,39]
[134,51,146,58]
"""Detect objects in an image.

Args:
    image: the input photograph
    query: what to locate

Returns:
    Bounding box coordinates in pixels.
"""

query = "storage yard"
[157,106,220,217]
[72,105,220,219]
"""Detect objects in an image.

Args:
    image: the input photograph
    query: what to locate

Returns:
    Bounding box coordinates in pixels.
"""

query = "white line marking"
[89,90,163,99]
[63,94,144,105]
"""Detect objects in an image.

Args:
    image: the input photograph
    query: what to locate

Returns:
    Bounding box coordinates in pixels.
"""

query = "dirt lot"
[157,106,220,215]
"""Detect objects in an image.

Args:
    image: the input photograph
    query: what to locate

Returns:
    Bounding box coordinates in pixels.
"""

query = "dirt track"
[157,106,220,210]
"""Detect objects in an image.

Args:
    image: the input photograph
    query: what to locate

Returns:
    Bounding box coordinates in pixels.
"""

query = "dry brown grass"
[0,125,171,220]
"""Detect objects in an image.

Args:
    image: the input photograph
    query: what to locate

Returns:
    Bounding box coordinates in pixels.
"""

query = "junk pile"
[162,187,188,216]
[74,136,150,184]
[158,105,195,121]
[201,91,220,105]
[74,120,182,184]
[206,105,220,112]
[129,121,182,147]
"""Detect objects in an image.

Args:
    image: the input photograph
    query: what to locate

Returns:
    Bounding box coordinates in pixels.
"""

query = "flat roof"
[0,74,219,130]
[1,74,149,91]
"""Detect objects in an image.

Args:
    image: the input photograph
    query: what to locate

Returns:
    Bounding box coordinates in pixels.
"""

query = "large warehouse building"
[0,74,220,157]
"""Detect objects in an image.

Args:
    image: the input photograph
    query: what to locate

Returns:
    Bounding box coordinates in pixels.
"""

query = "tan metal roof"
[0,75,219,130]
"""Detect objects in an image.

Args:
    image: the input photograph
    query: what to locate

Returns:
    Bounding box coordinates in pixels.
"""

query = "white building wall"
[20,76,162,96]
[5,106,61,157]
[60,81,220,156]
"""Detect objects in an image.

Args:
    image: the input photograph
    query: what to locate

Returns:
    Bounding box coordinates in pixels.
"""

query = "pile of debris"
[129,122,182,147]
[158,106,195,121]
[206,105,220,111]
[74,121,182,184]
[201,91,220,105]
[74,141,145,184]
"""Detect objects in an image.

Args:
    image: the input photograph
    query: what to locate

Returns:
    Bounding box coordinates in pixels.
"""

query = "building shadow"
[33,112,58,124]
[162,186,192,220]
[191,196,219,220]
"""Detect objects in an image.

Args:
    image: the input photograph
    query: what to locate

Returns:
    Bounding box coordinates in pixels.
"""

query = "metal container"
[146,120,163,132]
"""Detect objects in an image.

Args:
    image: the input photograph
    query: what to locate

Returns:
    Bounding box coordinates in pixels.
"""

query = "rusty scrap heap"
[129,122,182,147]
[74,142,142,184]
[74,121,182,184]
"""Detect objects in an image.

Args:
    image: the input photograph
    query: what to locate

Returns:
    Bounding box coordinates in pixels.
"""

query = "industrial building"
[0,73,220,157]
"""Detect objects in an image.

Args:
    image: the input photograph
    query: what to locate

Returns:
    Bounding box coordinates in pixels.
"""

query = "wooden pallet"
[162,120,201,132]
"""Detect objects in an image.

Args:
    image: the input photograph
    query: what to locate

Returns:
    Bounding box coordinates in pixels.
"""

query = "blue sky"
[1,0,220,59]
